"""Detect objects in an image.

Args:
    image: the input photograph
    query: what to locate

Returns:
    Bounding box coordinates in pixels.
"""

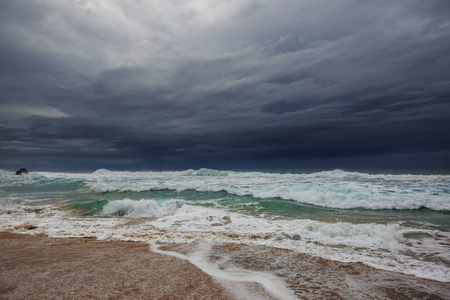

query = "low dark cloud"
[1,0,449,170]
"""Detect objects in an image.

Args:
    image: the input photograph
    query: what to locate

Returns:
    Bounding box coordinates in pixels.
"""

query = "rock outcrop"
[15,168,29,175]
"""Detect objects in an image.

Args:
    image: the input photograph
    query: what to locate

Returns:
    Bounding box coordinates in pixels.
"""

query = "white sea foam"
[0,170,47,186]
[152,243,298,300]
[0,202,449,282]
[158,206,450,282]
[149,205,408,249]
[148,205,450,282]
[1,168,449,283]
[101,198,181,218]
[71,168,450,210]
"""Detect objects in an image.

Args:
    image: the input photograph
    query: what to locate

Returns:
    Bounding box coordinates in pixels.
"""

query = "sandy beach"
[0,233,238,300]
[1,232,449,300]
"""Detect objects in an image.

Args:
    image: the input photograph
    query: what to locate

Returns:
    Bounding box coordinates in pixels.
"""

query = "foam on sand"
[152,243,298,300]
[1,202,448,282]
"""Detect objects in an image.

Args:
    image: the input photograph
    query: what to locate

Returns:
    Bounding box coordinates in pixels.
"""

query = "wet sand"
[0,233,236,300]
[161,243,450,300]
[1,232,449,300]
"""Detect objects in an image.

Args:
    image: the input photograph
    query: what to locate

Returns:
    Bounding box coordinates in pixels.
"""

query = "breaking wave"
[100,199,180,218]
[1,168,449,211]
[81,168,450,211]
[1,202,449,282]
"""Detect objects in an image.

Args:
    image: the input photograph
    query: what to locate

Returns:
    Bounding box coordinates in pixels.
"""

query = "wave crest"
[180,168,233,176]
[84,169,450,211]
[92,169,113,175]
[100,199,180,218]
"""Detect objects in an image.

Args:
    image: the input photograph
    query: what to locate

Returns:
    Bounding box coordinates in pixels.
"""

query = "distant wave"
[82,168,450,211]
[1,168,449,211]
[178,168,450,182]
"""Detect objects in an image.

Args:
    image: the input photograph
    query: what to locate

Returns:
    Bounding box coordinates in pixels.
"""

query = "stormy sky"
[1,0,450,170]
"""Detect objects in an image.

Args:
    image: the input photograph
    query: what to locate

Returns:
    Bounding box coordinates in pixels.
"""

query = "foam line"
[151,243,298,300]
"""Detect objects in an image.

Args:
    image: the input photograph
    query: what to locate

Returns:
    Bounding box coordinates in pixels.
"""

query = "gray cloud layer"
[1,0,450,170]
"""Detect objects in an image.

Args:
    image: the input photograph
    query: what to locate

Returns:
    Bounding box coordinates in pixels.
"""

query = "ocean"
[1,168,449,298]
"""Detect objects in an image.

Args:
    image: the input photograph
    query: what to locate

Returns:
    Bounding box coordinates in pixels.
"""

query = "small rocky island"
[15,168,29,175]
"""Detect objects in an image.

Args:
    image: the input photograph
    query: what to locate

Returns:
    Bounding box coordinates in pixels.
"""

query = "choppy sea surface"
[1,168,449,293]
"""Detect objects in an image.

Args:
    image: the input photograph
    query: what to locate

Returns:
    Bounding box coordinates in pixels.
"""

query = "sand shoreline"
[0,232,239,300]
[1,232,449,300]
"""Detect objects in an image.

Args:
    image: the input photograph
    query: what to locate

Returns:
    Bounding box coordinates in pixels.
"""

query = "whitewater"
[1,168,449,294]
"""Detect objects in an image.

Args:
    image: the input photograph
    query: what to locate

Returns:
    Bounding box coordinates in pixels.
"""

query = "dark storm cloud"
[1,0,450,170]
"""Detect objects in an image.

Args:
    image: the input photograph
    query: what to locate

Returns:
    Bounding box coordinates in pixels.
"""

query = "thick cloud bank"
[1,0,449,169]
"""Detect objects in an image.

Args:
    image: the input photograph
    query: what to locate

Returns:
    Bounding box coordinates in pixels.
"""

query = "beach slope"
[0,233,233,300]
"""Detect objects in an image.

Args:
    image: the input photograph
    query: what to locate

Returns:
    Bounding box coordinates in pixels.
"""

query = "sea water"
[0,168,449,293]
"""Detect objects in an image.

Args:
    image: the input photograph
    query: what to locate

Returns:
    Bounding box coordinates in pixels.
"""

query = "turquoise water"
[1,168,449,282]
[1,168,448,226]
